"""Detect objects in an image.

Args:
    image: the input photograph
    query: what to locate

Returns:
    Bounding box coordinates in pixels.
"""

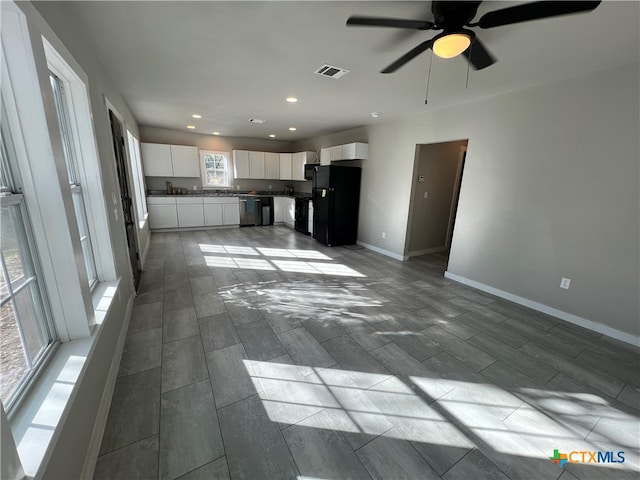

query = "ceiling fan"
[347,1,602,73]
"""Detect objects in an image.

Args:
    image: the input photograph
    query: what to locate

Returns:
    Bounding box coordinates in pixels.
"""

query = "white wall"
[354,62,639,339]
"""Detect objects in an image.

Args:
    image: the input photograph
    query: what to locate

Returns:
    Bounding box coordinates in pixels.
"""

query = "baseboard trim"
[407,247,447,258]
[80,291,135,479]
[357,241,407,261]
[444,271,640,347]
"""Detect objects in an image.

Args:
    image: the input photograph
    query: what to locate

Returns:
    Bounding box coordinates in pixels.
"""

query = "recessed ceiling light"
[286,97,298,103]
[187,125,196,129]
[288,127,296,131]
[192,114,202,119]
[212,131,220,135]
[371,112,382,118]
[268,134,276,138]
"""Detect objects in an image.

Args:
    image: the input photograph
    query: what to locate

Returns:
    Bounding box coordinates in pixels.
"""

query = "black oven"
[294,197,310,235]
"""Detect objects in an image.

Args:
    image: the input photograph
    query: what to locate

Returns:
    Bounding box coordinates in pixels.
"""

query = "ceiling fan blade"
[381,39,434,74]
[347,16,436,30]
[462,38,496,70]
[476,1,601,29]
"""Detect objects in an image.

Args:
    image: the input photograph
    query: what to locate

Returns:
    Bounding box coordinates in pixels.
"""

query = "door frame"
[404,140,468,259]
[105,100,141,290]
[445,145,467,250]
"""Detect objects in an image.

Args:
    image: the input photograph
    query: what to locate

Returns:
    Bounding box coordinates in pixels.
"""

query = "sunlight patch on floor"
[199,243,365,277]
[243,360,640,470]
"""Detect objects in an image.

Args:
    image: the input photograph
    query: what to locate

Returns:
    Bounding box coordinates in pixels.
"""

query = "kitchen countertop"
[147,190,311,199]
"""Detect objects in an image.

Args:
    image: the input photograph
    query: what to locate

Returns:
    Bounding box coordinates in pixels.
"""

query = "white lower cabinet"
[204,204,223,226]
[149,196,239,229]
[273,197,284,224]
[204,197,239,226]
[277,197,295,228]
[176,198,204,228]
[222,203,240,225]
[147,197,178,229]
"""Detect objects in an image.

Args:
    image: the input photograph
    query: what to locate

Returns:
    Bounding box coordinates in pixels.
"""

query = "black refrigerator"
[312,165,361,246]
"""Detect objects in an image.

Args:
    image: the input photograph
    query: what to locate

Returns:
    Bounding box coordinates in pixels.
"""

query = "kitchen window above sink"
[201,150,231,188]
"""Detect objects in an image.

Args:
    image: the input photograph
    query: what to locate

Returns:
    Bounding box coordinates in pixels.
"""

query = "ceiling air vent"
[314,64,349,79]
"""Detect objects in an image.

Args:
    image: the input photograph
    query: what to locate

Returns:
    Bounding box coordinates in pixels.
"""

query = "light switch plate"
[560,277,571,289]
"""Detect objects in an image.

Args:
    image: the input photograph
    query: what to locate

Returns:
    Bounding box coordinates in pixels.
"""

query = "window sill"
[10,279,121,478]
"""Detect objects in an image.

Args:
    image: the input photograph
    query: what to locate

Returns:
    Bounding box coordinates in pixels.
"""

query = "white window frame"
[48,71,98,290]
[126,130,148,228]
[1,8,93,344]
[0,126,59,414]
[200,150,231,188]
[43,37,117,287]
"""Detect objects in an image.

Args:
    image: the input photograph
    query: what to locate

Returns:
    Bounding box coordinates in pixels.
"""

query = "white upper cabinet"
[292,152,316,181]
[249,151,265,179]
[141,143,200,177]
[141,143,173,177]
[234,150,319,180]
[264,152,279,179]
[320,148,331,166]
[279,153,292,180]
[233,150,268,179]
[321,142,369,163]
[330,145,343,162]
[233,150,250,179]
[171,145,200,177]
[342,142,368,160]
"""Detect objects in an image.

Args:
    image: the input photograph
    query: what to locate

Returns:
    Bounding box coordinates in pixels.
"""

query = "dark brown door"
[108,109,141,290]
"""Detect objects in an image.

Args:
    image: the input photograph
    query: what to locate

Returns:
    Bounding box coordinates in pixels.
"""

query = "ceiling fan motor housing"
[432,1,481,30]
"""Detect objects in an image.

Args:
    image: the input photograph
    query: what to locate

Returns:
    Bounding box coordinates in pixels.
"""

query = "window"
[48,72,98,289]
[201,150,230,188]
[0,126,57,411]
[126,130,148,227]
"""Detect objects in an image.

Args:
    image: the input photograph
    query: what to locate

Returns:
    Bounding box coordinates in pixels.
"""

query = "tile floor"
[94,226,640,480]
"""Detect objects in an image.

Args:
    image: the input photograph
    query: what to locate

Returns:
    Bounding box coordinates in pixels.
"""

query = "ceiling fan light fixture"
[433,31,473,59]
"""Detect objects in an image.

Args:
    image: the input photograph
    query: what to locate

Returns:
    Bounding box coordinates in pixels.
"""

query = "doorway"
[108,109,141,290]
[405,139,468,260]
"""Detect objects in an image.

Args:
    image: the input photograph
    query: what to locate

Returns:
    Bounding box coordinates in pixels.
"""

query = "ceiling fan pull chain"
[424,51,433,105]
[465,43,472,90]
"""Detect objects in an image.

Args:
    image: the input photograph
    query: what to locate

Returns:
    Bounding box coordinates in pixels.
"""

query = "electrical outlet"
[560,277,571,289]
[424,191,429,199]
[382,232,386,239]
[268,185,272,190]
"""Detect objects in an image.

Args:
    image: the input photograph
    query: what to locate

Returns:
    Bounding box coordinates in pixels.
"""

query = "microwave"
[304,163,316,180]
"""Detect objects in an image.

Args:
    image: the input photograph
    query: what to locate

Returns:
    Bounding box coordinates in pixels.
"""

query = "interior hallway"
[94,226,640,480]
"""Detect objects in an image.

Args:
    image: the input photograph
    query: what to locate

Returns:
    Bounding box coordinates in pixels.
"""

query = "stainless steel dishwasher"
[239,196,261,226]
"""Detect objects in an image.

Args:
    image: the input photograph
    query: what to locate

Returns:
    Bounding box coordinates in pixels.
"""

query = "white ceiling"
[68,1,639,141]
